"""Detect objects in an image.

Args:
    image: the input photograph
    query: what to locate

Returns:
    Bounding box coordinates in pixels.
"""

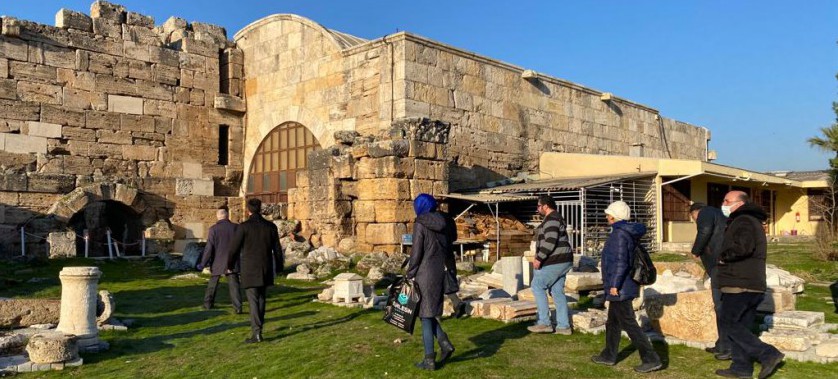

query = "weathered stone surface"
[2,133,47,154]
[56,266,102,348]
[364,223,406,245]
[759,329,815,352]
[55,9,92,32]
[0,299,61,328]
[368,140,409,158]
[815,339,838,358]
[108,95,144,115]
[564,271,603,293]
[96,290,115,326]
[27,121,63,138]
[0,333,28,356]
[48,231,77,258]
[25,333,78,364]
[126,12,154,28]
[764,311,824,330]
[214,94,245,112]
[757,287,797,313]
[175,178,213,196]
[356,178,410,201]
[90,1,125,23]
[766,265,806,294]
[645,290,718,343]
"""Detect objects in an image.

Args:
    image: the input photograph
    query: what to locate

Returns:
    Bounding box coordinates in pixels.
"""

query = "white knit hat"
[605,201,631,221]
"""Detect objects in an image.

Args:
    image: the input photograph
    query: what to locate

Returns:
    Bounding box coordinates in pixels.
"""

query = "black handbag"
[443,267,459,294]
[382,276,421,334]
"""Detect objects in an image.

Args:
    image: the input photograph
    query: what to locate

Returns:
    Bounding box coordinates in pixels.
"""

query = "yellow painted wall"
[666,221,696,242]
[774,189,820,236]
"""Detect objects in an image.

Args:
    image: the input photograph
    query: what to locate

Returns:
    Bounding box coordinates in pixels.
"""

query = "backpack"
[630,243,656,285]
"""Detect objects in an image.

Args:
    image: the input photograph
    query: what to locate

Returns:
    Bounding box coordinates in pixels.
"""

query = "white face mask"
[721,204,735,217]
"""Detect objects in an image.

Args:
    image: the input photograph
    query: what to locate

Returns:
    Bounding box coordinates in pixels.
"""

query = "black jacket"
[227,213,282,289]
[201,219,239,275]
[691,206,726,276]
[716,203,768,292]
[407,212,449,318]
[534,210,573,267]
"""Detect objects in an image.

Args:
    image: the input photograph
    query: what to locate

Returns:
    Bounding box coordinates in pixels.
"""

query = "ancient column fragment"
[56,266,102,351]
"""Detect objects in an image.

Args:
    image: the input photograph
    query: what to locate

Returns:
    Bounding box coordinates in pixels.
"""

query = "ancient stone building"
[0,1,710,258]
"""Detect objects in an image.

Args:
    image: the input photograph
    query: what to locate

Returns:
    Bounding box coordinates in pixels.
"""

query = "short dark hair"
[538,195,556,210]
[737,193,750,203]
[246,198,262,215]
[218,205,229,211]
[689,202,706,213]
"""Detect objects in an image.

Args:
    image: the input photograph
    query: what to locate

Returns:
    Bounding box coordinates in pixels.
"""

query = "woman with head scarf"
[406,193,455,370]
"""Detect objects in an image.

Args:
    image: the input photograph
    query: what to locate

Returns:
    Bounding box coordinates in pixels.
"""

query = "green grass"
[1,244,836,378]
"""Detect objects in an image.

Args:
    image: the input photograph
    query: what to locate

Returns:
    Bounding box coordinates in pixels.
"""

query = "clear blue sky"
[4,1,837,172]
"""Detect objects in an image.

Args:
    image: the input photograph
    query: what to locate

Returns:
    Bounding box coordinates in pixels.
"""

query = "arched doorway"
[246,122,321,203]
[67,200,144,257]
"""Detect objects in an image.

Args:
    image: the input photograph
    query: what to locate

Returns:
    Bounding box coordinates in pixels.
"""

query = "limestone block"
[331,154,354,179]
[356,178,410,201]
[182,162,203,179]
[26,334,79,364]
[192,22,227,43]
[108,95,144,115]
[55,9,93,32]
[27,174,76,193]
[92,18,122,39]
[27,122,63,138]
[121,114,155,133]
[643,272,702,296]
[2,133,47,154]
[564,271,603,293]
[2,17,21,37]
[365,223,406,245]
[85,110,120,130]
[90,1,125,22]
[121,145,157,161]
[653,262,705,279]
[162,16,188,35]
[759,329,815,352]
[645,289,718,343]
[409,179,434,199]
[126,12,154,28]
[469,298,512,317]
[355,156,413,179]
[0,58,8,78]
[0,299,61,328]
[17,81,62,104]
[176,178,214,196]
[353,201,376,222]
[815,340,838,358]
[64,88,106,110]
[374,200,413,223]
[184,222,205,239]
[96,290,115,325]
[0,78,16,99]
[213,94,245,112]
[368,140,409,158]
[48,231,77,258]
[764,311,824,330]
[757,287,797,313]
[766,265,805,294]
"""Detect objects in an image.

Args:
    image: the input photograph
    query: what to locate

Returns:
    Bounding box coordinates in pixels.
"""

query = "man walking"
[688,202,730,358]
[715,191,784,379]
[527,195,574,335]
[199,206,242,313]
[591,201,662,373]
[228,198,283,343]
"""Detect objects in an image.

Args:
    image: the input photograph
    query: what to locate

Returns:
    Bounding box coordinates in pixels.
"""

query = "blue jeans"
[420,317,446,355]
[531,262,572,329]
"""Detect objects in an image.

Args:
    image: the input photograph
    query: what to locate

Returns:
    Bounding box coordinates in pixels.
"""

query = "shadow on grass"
[447,322,529,363]
[611,341,670,368]
[267,309,372,342]
[831,280,838,314]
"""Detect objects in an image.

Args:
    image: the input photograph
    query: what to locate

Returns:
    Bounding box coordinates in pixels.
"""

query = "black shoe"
[758,352,784,379]
[234,308,243,314]
[590,355,616,366]
[715,369,751,378]
[714,351,732,361]
[415,353,435,371]
[438,336,455,363]
[454,303,467,319]
[244,333,263,343]
[705,346,720,354]
[202,304,212,311]
[634,361,663,373]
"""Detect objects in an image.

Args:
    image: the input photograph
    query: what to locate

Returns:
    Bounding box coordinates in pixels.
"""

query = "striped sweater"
[535,210,573,266]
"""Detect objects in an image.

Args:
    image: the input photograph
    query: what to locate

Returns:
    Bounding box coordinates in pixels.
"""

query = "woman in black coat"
[406,194,454,371]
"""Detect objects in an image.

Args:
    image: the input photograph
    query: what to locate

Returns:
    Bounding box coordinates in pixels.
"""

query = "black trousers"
[601,299,660,365]
[720,292,781,375]
[245,286,267,336]
[709,269,730,353]
[204,274,242,311]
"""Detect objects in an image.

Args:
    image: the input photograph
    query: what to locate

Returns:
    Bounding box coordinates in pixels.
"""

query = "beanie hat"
[413,193,437,216]
[605,201,630,221]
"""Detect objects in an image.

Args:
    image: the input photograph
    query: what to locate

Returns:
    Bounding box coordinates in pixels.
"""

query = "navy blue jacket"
[601,220,646,301]
[200,219,239,275]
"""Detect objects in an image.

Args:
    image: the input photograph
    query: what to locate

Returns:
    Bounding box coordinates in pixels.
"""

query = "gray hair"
[216,208,229,220]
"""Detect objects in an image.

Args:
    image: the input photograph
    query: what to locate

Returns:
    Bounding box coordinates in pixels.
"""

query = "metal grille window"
[246,122,320,203]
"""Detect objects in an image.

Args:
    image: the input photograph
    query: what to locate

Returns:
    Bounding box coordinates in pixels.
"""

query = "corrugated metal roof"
[770,170,829,182]
[476,173,656,194]
[440,193,537,204]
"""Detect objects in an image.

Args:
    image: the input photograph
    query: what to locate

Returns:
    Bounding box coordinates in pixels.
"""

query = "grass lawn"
[1,243,836,378]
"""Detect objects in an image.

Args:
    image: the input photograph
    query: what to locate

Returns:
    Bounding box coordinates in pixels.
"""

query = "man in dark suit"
[199,206,241,313]
[689,202,730,357]
[227,198,283,343]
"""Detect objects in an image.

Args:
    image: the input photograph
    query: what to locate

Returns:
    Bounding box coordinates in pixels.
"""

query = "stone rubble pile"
[759,311,838,363]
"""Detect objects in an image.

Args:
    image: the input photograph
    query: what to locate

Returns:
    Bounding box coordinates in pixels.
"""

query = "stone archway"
[47,183,160,257]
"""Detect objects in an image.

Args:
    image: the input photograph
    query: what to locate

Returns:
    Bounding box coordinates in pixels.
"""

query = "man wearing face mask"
[714,191,784,379]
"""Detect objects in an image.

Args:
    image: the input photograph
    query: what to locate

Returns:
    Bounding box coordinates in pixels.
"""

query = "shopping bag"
[382,276,421,334]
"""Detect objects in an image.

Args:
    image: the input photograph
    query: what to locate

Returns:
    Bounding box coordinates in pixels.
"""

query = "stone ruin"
[0,266,126,373]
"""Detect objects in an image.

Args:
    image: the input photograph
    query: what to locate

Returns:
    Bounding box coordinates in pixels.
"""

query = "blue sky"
[4,1,837,172]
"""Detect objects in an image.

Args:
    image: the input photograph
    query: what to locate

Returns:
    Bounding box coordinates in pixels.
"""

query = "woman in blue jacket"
[591,201,662,373]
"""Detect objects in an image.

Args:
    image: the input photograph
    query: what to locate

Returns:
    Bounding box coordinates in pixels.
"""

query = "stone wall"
[0,1,245,257]
[287,118,449,252]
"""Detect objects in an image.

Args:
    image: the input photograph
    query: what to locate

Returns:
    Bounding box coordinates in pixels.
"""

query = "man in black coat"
[714,191,783,379]
[688,202,729,357]
[227,198,283,343]
[199,206,241,313]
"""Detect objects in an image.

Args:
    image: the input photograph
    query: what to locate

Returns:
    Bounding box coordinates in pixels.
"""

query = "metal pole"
[141,231,146,257]
[20,227,25,257]
[495,203,500,261]
[84,229,89,258]
[107,229,114,259]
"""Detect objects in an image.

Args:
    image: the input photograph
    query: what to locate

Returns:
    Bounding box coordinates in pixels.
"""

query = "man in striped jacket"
[527,195,574,335]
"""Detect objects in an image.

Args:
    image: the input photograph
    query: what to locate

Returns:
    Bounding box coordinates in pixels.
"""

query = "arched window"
[246,122,320,203]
